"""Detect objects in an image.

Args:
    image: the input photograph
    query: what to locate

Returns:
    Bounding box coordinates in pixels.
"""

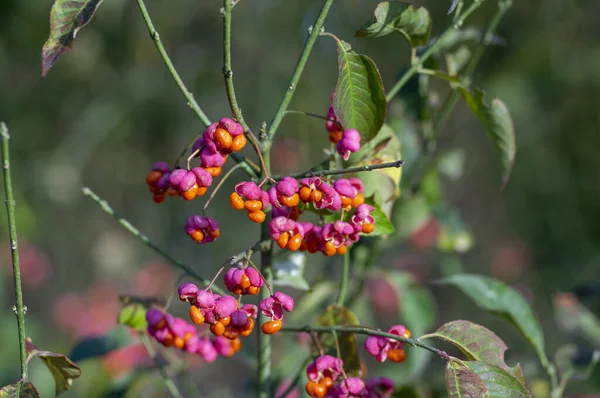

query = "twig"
[273,160,404,180]
[266,0,336,143]
[285,110,343,129]
[1,122,28,380]
[386,0,489,102]
[281,325,450,360]
[82,187,225,295]
[336,251,350,306]
[140,333,184,398]
[203,163,242,213]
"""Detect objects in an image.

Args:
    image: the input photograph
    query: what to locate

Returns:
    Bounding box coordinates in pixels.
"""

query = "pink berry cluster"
[145,308,242,361]
[325,106,361,160]
[304,355,394,398]
[364,324,411,363]
[145,118,246,199]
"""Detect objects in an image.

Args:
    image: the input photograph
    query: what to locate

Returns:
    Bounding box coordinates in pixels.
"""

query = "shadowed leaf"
[356,2,432,47]
[68,326,132,362]
[445,359,488,398]
[464,361,531,397]
[436,275,547,367]
[422,320,524,383]
[0,381,39,398]
[316,305,361,376]
[458,88,516,188]
[333,40,387,144]
[26,339,81,395]
[41,0,104,77]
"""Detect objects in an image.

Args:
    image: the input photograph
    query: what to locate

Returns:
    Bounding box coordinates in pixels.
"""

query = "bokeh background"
[1,0,599,396]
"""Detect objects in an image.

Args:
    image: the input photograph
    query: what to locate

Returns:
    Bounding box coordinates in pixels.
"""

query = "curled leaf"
[0,381,39,398]
[26,338,81,395]
[41,0,104,77]
[464,361,531,397]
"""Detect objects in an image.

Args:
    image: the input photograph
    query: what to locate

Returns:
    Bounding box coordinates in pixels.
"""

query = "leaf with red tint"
[41,0,104,78]
[26,338,81,395]
[0,381,39,398]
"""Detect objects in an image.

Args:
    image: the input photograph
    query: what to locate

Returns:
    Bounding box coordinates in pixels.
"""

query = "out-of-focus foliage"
[2,0,600,396]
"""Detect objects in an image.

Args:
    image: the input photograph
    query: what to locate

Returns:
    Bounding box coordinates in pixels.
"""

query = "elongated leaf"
[436,275,547,367]
[464,361,531,397]
[69,326,132,362]
[458,88,516,188]
[316,305,361,376]
[26,339,81,395]
[0,381,39,398]
[333,40,387,143]
[356,2,432,47]
[445,359,488,398]
[41,0,104,77]
[422,320,524,383]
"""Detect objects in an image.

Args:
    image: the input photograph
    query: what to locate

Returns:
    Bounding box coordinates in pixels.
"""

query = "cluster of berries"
[304,355,394,398]
[229,181,270,223]
[145,309,241,361]
[145,117,247,204]
[364,324,411,363]
[325,106,361,160]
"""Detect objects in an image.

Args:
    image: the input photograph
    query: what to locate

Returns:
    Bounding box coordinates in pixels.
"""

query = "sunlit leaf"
[356,2,432,47]
[316,305,361,376]
[464,361,531,397]
[445,359,488,398]
[0,381,39,398]
[69,326,132,362]
[42,0,104,77]
[333,40,387,143]
[118,295,161,331]
[422,320,524,383]
[364,195,395,236]
[273,252,310,291]
[26,339,81,395]
[458,88,516,188]
[436,274,547,367]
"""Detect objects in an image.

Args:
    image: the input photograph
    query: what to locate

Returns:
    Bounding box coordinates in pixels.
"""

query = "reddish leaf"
[0,381,39,398]
[445,359,488,398]
[26,338,81,395]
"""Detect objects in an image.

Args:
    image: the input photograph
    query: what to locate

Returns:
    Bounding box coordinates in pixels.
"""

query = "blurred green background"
[1,0,599,396]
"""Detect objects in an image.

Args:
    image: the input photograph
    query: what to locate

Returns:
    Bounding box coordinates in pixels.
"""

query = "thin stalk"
[140,333,184,398]
[273,160,403,180]
[281,325,450,360]
[386,0,488,102]
[257,150,273,398]
[82,187,225,295]
[203,163,242,213]
[267,0,336,142]
[336,251,350,306]
[1,122,28,380]
[222,0,250,132]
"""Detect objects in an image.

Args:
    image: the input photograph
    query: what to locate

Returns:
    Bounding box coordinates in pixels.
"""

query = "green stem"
[258,150,273,398]
[336,251,350,306]
[1,122,28,381]
[222,0,250,133]
[273,160,403,180]
[386,0,488,102]
[281,325,449,360]
[82,187,225,295]
[140,333,184,398]
[266,0,336,142]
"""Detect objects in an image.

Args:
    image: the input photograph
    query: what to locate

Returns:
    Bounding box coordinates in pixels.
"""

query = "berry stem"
[285,110,343,130]
[186,148,200,170]
[273,160,404,180]
[331,331,348,379]
[247,258,273,296]
[335,251,350,306]
[266,0,336,143]
[82,187,225,295]
[140,333,184,398]
[280,325,450,360]
[385,0,488,102]
[205,266,226,292]
[1,122,28,381]
[202,163,242,214]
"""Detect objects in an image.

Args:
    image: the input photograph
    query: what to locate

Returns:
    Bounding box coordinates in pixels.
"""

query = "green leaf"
[464,361,531,397]
[458,88,516,188]
[118,295,161,331]
[68,326,132,362]
[41,0,104,77]
[364,195,395,236]
[436,274,547,367]
[346,124,397,165]
[0,381,39,398]
[422,320,524,383]
[316,304,361,376]
[445,46,472,77]
[391,196,431,239]
[25,339,81,395]
[333,40,387,143]
[356,2,432,47]
[273,252,310,291]
[445,359,488,398]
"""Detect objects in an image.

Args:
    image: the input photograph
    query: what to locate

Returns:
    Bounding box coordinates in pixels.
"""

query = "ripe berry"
[244,200,263,212]
[173,337,185,349]
[305,381,327,398]
[153,193,166,204]
[387,348,407,363]
[352,192,365,208]
[277,232,290,249]
[310,190,323,203]
[402,329,411,339]
[280,193,300,207]
[182,184,198,201]
[328,130,343,143]
[336,245,347,255]
[231,337,242,353]
[146,170,163,185]
[299,186,312,202]
[287,233,302,251]
[162,333,174,347]
[214,128,233,149]
[230,192,245,210]
[261,319,283,334]
[231,134,247,152]
[189,306,205,325]
[210,322,226,336]
[247,286,260,295]
[320,377,333,389]
[362,223,375,234]
[205,167,222,177]
[248,210,266,223]
[323,241,336,256]
[223,327,239,340]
